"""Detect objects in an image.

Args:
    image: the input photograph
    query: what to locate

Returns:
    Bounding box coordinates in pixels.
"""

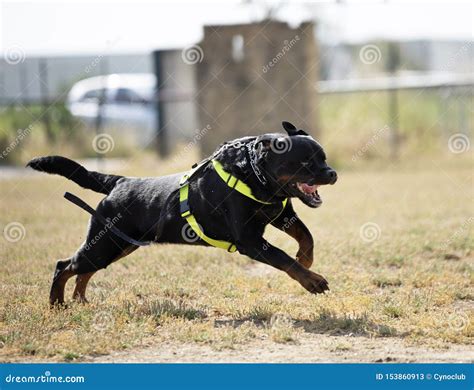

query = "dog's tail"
[27,156,123,195]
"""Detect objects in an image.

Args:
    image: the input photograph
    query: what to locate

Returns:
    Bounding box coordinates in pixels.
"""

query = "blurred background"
[0,0,472,169]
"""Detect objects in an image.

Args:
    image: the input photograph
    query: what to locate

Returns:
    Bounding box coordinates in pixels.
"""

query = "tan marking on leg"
[73,272,96,303]
[285,223,314,269]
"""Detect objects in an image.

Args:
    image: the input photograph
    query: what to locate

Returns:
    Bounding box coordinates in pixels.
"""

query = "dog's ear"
[282,121,309,136]
[282,121,297,135]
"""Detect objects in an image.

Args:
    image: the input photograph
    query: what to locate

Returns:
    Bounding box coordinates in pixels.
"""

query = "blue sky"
[1,0,473,56]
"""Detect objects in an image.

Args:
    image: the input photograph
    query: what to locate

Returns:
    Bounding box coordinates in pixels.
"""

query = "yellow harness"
[179,159,288,252]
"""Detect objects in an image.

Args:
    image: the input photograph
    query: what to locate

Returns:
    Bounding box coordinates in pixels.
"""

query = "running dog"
[27,121,337,306]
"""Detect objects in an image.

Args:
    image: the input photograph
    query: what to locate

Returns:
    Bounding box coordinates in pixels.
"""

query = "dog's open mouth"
[295,182,322,208]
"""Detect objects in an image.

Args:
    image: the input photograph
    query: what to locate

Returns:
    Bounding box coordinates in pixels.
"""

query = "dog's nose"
[328,170,337,184]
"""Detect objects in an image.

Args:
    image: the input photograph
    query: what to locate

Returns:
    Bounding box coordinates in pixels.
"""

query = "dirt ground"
[89,336,473,364]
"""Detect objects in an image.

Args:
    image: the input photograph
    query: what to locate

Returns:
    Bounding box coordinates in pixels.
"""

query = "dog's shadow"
[214,310,397,338]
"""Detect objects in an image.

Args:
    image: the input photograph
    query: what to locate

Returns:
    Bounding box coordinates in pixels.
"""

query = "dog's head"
[256,121,337,208]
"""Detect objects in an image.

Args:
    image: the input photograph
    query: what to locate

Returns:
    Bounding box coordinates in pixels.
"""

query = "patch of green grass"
[386,256,405,268]
[63,352,80,361]
[298,310,384,337]
[236,305,275,322]
[383,305,404,319]
[331,341,352,352]
[270,327,297,344]
[373,277,403,288]
[135,299,207,322]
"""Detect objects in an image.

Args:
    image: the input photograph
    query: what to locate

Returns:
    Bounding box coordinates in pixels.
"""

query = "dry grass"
[0,150,472,362]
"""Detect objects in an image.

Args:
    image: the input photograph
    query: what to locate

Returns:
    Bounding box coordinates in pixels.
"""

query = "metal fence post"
[95,58,108,170]
[387,42,400,160]
[39,58,53,141]
[153,50,169,158]
[19,61,28,105]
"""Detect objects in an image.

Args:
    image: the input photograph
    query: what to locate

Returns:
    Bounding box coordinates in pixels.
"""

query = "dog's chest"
[252,205,285,225]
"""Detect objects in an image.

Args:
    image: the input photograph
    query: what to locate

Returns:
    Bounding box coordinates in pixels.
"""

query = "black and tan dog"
[28,121,337,306]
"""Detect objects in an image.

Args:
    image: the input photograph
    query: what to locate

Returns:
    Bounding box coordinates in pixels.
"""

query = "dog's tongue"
[300,183,318,194]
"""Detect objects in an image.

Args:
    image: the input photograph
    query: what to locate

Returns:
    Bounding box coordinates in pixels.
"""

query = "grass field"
[0,150,472,362]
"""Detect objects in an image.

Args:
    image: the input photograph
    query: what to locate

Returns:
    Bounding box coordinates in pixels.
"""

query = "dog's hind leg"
[50,259,76,306]
[52,202,141,306]
[67,237,138,303]
[73,272,96,303]
[71,245,138,303]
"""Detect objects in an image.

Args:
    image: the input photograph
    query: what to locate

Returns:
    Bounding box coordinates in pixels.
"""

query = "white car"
[67,73,157,146]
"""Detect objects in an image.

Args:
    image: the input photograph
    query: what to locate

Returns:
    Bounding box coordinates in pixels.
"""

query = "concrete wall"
[158,50,198,145]
[196,21,319,156]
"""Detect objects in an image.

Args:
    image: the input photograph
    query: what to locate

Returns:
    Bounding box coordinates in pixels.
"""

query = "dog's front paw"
[299,270,329,294]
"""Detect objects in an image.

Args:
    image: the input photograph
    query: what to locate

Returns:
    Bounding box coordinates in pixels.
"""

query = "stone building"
[196,21,319,155]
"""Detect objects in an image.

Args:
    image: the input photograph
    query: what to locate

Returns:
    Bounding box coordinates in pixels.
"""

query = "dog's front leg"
[271,203,314,269]
[283,219,314,269]
[236,236,328,294]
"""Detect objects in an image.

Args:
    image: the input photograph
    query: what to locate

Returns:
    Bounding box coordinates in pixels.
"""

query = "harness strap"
[178,159,288,253]
[179,184,237,253]
[212,159,287,208]
[179,160,206,186]
[64,192,152,247]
